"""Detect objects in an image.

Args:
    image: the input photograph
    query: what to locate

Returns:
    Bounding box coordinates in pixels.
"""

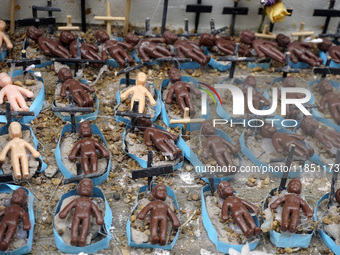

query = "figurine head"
[287,179,302,195]
[152,183,167,201]
[240,30,255,45]
[282,76,296,87]
[0,72,12,88]
[199,33,216,47]
[260,123,276,138]
[319,80,333,95]
[10,189,27,207]
[275,34,290,47]
[318,38,332,52]
[335,188,340,205]
[96,30,110,43]
[0,20,7,32]
[136,117,152,131]
[244,75,257,88]
[9,122,22,139]
[26,26,43,41]
[163,30,178,45]
[59,31,75,45]
[125,33,140,45]
[168,68,181,84]
[58,67,73,83]
[201,120,216,136]
[136,72,147,87]
[77,178,93,197]
[300,117,319,136]
[217,181,234,200]
[78,121,92,138]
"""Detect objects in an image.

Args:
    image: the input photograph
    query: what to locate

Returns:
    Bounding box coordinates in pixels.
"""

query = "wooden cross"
[291,22,314,41]
[169,107,205,135]
[186,0,213,33]
[255,24,276,39]
[313,0,340,34]
[222,0,248,36]
[10,0,15,34]
[58,15,80,31]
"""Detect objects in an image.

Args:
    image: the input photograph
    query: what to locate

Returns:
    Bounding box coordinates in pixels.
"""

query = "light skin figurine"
[58,178,104,247]
[0,20,12,50]
[0,122,40,180]
[270,179,313,233]
[0,72,34,111]
[0,189,31,251]
[58,68,95,107]
[137,183,180,245]
[69,121,110,175]
[242,75,270,112]
[218,181,260,238]
[319,80,340,125]
[120,72,157,113]
[287,41,323,67]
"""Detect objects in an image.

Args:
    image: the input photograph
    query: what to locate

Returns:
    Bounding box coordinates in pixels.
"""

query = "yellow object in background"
[266,1,289,23]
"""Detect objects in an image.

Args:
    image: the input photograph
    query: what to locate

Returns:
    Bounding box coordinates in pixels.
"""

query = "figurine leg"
[158,218,167,246]
[177,97,186,114]
[20,156,29,179]
[8,97,21,111]
[73,92,86,107]
[150,217,160,245]
[138,101,146,114]
[235,215,253,238]
[90,155,98,173]
[70,217,80,246]
[11,156,22,180]
[163,139,181,159]
[0,223,7,243]
[79,90,94,107]
[214,153,227,168]
[16,96,30,111]
[78,218,90,247]
[184,95,195,115]
[1,224,16,251]
[289,209,299,233]
[281,208,290,232]
[222,151,233,167]
[81,156,91,175]
[244,212,260,236]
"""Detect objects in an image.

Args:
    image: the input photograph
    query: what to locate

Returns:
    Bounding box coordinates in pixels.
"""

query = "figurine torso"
[2,204,24,226]
[73,197,93,219]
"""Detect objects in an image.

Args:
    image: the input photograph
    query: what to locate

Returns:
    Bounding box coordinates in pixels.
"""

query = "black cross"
[209,19,229,35]
[131,151,173,191]
[274,52,300,78]
[177,19,201,37]
[319,21,340,44]
[7,50,41,75]
[186,0,213,33]
[313,63,340,78]
[313,0,340,34]
[222,0,248,36]
[0,103,35,125]
[258,7,293,33]
[161,0,170,34]
[135,18,160,37]
[64,162,103,184]
[81,0,87,32]
[328,149,340,208]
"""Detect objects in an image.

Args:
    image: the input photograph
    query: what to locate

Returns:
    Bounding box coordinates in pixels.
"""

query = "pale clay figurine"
[120,72,157,113]
[0,122,40,180]
[0,20,12,50]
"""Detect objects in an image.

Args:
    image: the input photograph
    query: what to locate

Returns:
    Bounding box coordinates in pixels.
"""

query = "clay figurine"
[252,39,285,63]
[96,30,134,67]
[0,122,40,180]
[201,120,238,169]
[0,20,12,50]
[260,123,314,158]
[0,72,34,111]
[275,33,291,48]
[69,121,110,175]
[165,68,200,114]
[58,178,104,247]
[300,116,340,149]
[281,76,304,119]
[58,67,95,107]
[270,179,313,233]
[242,75,270,112]
[0,189,31,251]
[137,183,180,245]
[120,72,156,113]
[287,41,322,67]
[336,188,340,205]
[319,79,340,125]
[217,181,260,238]
[240,30,256,45]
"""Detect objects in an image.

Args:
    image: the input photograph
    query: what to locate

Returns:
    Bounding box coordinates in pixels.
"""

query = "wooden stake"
[255,24,277,39]
[291,22,314,41]
[10,0,15,34]
[123,0,131,35]
[170,107,205,134]
[58,15,80,31]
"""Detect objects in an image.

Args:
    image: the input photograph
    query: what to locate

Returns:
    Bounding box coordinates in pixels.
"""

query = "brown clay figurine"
[242,75,270,112]
[120,72,157,113]
[58,67,95,107]
[0,122,40,180]
[58,178,104,247]
[281,76,305,119]
[260,123,314,158]
[336,188,340,205]
[240,30,255,45]
[252,39,285,63]
[287,41,322,67]
[69,121,110,175]
[201,120,238,169]
[319,79,340,125]
[275,34,291,48]
[137,183,180,245]
[0,189,31,251]
[270,179,313,233]
[0,72,34,111]
[217,181,260,238]
[165,68,200,114]
[0,20,12,50]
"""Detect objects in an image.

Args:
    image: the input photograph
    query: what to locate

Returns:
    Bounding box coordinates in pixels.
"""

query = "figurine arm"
[272,137,284,153]
[80,82,95,93]
[17,87,34,98]
[187,83,201,96]
[145,90,157,106]
[315,132,332,149]
[137,203,152,220]
[241,199,260,214]
[149,38,165,44]
[222,139,238,154]
[83,43,99,52]
[91,202,104,225]
[120,87,134,101]
[252,41,266,58]
[69,141,82,161]
[319,96,327,111]
[94,140,110,158]
[59,199,77,219]
[269,196,285,210]
[117,41,134,50]
[221,201,229,221]
[0,208,5,218]
[165,87,175,104]
[60,82,68,97]
[300,199,313,218]
[0,143,12,162]
[167,206,180,227]
[164,131,178,141]
[144,130,153,147]
[21,210,31,231]
[23,141,40,158]
[39,40,51,55]
[0,89,5,104]
[289,134,305,141]
[203,140,211,158]
[2,34,13,49]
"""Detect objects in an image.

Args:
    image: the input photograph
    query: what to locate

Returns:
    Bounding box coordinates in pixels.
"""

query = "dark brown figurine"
[240,30,255,45]
[252,39,285,63]
[137,183,180,245]
[335,188,340,205]
[201,120,238,169]
[319,80,340,125]
[270,179,313,233]
[174,39,210,66]
[0,189,31,251]
[58,68,95,107]
[329,46,340,63]
[58,178,104,247]
[165,68,200,114]
[287,41,322,67]
[69,121,110,175]
[260,124,314,158]
[242,75,270,112]
[317,38,333,52]
[217,181,260,238]
[275,34,291,48]
[281,76,304,119]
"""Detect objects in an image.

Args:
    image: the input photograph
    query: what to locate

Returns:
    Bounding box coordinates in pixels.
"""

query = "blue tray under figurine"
[126,184,180,250]
[55,123,111,186]
[289,60,309,69]
[320,51,340,68]
[248,59,271,70]
[202,47,231,71]
[53,186,112,254]
[0,50,7,61]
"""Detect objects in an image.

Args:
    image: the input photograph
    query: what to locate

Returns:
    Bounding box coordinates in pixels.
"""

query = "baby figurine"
[287,41,322,67]
[120,72,156,113]
[0,20,12,50]
[218,181,260,238]
[0,189,31,251]
[319,80,340,125]
[137,183,180,245]
[58,178,104,247]
[201,120,238,169]
[165,68,200,115]
[242,75,270,112]
[69,121,110,175]
[0,72,34,111]
[270,179,313,233]
[260,123,314,158]
[281,76,305,119]
[317,38,340,64]
[336,188,340,205]
[58,67,95,107]
[0,122,40,180]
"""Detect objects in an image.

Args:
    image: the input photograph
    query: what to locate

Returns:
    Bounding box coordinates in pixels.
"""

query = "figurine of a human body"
[270,179,313,233]
[242,75,270,112]
[58,178,104,247]
[0,122,40,180]
[0,189,30,251]
[317,38,340,63]
[217,181,260,238]
[336,188,340,205]
[69,121,110,175]
[0,20,12,50]
[319,80,340,125]
[287,41,322,67]
[281,76,305,119]
[137,183,180,245]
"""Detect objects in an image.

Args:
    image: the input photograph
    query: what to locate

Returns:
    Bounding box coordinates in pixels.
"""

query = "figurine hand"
[173,219,180,228]
[59,211,67,219]
[145,141,153,147]
[253,206,260,215]
[138,214,145,220]
[165,98,172,104]
[102,151,110,158]
[23,223,31,231]
[32,151,40,158]
[96,218,104,225]
[68,155,76,161]
[221,215,228,221]
[306,211,313,218]
[60,91,67,97]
